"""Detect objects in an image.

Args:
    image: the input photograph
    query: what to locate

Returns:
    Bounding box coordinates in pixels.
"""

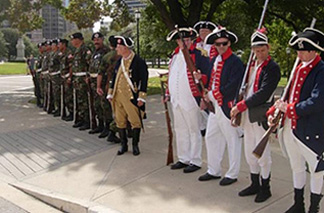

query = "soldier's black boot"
[132,128,141,156]
[63,113,73,122]
[308,193,323,213]
[126,122,133,138]
[98,121,110,138]
[239,173,260,196]
[117,128,128,155]
[79,122,90,131]
[53,109,60,117]
[89,119,104,134]
[255,175,271,203]
[107,131,121,143]
[285,188,305,213]
[73,120,83,128]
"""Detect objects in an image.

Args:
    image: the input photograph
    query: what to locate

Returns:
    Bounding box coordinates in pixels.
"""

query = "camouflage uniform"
[49,50,61,114]
[88,46,108,131]
[41,51,51,111]
[60,48,73,117]
[71,43,91,125]
[35,52,44,105]
[98,50,120,133]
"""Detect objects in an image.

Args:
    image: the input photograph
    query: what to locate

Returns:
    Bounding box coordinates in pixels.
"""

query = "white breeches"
[172,104,202,166]
[205,104,242,178]
[242,112,272,179]
[283,121,324,194]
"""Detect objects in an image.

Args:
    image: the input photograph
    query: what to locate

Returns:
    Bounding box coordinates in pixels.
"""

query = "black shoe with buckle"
[79,123,90,131]
[73,121,83,128]
[183,164,201,173]
[219,177,237,186]
[198,173,221,181]
[170,161,188,170]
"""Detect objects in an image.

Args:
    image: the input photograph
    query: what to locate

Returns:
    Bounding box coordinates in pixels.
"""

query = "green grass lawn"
[0,62,28,75]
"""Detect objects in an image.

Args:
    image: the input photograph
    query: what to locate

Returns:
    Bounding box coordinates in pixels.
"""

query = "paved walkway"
[0,75,323,213]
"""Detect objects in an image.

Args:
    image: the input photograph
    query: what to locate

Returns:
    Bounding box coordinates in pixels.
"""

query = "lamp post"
[286,47,291,81]
[135,10,141,57]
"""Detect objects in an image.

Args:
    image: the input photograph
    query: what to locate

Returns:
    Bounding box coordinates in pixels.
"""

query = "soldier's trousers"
[73,76,89,123]
[34,72,42,105]
[52,74,62,111]
[63,78,73,115]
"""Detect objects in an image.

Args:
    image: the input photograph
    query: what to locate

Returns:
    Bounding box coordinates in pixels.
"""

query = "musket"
[253,18,317,158]
[175,25,215,113]
[86,75,97,130]
[232,0,270,126]
[159,72,174,165]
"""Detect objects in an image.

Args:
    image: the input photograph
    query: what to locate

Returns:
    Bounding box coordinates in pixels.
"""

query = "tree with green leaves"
[0,31,8,58]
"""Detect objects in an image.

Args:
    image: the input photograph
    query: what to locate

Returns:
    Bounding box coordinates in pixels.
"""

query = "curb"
[10,182,120,213]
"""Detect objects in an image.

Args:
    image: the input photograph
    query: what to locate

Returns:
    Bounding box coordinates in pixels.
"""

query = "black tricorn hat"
[205,27,238,45]
[92,32,104,40]
[114,36,134,48]
[37,43,42,48]
[58,38,68,45]
[166,27,198,41]
[109,35,117,48]
[193,21,217,32]
[45,40,52,45]
[251,28,268,47]
[289,28,324,51]
[70,32,83,40]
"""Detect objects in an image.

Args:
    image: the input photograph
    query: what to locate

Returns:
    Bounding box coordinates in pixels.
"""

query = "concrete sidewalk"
[0,82,323,212]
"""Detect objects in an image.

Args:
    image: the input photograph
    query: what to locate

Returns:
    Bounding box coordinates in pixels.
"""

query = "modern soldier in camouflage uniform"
[88,32,109,134]
[41,40,52,112]
[58,39,73,121]
[97,35,121,142]
[49,39,61,116]
[35,42,44,108]
[70,32,92,130]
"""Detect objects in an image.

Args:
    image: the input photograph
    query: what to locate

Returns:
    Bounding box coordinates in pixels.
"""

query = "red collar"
[219,48,232,61]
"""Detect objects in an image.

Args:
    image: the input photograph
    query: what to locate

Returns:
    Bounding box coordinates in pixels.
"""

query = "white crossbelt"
[90,73,98,78]
[63,73,70,78]
[73,72,87,77]
[36,69,42,73]
[42,70,49,74]
[50,71,60,76]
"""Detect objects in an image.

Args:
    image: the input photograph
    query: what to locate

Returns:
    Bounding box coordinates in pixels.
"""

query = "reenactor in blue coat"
[231,29,281,202]
[268,28,324,213]
[107,36,148,156]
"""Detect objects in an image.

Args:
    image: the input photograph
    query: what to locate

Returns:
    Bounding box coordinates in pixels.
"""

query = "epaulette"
[196,48,208,57]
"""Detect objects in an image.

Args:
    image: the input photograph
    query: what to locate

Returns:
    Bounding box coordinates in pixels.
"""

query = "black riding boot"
[132,128,141,156]
[255,175,271,203]
[285,188,305,213]
[98,121,110,138]
[308,193,323,213]
[239,173,260,196]
[117,128,128,155]
[89,119,104,134]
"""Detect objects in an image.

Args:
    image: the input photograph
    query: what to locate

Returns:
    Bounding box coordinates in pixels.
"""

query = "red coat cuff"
[236,100,247,112]
[165,89,170,96]
[266,105,276,118]
[286,102,298,120]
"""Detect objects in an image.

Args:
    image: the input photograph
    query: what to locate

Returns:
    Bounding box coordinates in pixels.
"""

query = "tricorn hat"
[92,32,104,40]
[251,28,268,47]
[114,36,134,48]
[205,27,238,45]
[193,21,217,32]
[51,39,58,45]
[289,28,324,51]
[166,27,198,41]
[45,40,52,45]
[70,32,83,40]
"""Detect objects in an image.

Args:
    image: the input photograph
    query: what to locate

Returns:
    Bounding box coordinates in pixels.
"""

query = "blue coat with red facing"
[208,48,244,119]
[268,55,324,172]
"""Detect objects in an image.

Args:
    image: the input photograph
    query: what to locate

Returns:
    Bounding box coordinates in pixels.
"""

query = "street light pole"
[135,10,141,57]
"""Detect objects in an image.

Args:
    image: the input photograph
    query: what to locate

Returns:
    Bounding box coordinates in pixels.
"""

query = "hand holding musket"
[231,0,270,126]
